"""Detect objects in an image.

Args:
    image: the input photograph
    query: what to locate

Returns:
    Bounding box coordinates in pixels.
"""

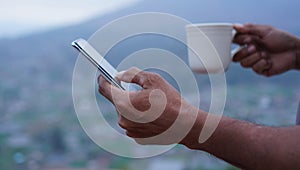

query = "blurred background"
[0,0,299,169]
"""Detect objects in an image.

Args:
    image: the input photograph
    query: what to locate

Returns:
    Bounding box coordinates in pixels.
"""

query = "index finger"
[234,23,271,38]
[116,67,155,89]
[98,75,123,103]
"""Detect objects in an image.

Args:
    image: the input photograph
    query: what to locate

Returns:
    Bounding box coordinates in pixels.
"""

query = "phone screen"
[71,38,125,90]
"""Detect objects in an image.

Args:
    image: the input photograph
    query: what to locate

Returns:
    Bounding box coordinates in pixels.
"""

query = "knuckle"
[98,84,107,96]
[126,131,140,139]
[128,66,139,72]
[125,131,134,137]
[263,25,272,31]
[144,75,159,86]
[149,72,162,82]
[128,67,141,75]
[115,100,127,109]
[252,63,259,71]
[98,83,105,91]
[252,64,262,74]
[244,37,253,44]
[151,73,161,80]
[118,118,127,129]
[132,73,142,84]
[246,23,254,26]
[240,61,250,68]
[260,59,267,65]
[245,23,255,29]
[253,68,261,74]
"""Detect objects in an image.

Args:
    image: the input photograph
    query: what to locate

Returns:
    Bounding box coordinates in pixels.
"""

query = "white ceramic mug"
[186,23,240,74]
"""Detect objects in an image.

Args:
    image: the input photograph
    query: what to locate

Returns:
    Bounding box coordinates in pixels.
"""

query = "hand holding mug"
[233,23,300,76]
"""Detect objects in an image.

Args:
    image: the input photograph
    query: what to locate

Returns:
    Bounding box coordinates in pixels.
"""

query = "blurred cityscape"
[1,69,299,169]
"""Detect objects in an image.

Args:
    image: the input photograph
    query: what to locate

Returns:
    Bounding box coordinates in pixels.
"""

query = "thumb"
[116,67,148,88]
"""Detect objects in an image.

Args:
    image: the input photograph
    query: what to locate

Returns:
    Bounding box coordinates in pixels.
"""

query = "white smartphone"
[71,38,125,90]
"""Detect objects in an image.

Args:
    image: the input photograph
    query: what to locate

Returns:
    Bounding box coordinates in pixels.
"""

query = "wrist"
[295,37,300,70]
[180,109,208,150]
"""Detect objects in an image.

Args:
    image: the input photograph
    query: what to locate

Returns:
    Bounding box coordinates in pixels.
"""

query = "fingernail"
[247,45,256,53]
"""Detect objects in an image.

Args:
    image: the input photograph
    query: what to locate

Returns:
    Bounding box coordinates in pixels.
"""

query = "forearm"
[182,110,300,169]
[295,37,300,70]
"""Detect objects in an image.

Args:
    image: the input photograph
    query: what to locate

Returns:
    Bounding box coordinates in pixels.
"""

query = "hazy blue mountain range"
[0,0,299,120]
[1,0,299,89]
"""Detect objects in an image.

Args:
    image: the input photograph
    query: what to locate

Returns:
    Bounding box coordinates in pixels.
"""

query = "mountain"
[1,0,300,85]
[1,0,299,118]
[1,0,299,117]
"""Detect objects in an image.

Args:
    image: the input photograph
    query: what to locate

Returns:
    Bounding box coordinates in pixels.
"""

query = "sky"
[0,0,141,38]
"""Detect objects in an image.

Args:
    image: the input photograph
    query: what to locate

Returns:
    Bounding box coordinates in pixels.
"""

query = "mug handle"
[231,46,244,57]
[231,29,245,57]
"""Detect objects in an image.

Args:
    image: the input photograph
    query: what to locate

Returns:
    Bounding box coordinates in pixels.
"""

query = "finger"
[126,130,153,139]
[234,23,271,38]
[266,53,292,76]
[233,34,266,49]
[116,67,161,89]
[232,45,256,62]
[240,52,261,68]
[126,131,139,138]
[252,59,270,74]
[118,113,150,129]
[118,115,135,129]
[233,34,263,46]
[126,129,156,139]
[116,67,146,86]
[98,75,122,103]
[233,33,252,45]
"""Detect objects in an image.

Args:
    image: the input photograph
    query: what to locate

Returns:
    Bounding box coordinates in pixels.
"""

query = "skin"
[98,24,300,169]
[233,23,300,76]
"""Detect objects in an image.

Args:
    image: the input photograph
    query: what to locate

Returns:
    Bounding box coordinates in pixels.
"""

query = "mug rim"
[186,23,233,29]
